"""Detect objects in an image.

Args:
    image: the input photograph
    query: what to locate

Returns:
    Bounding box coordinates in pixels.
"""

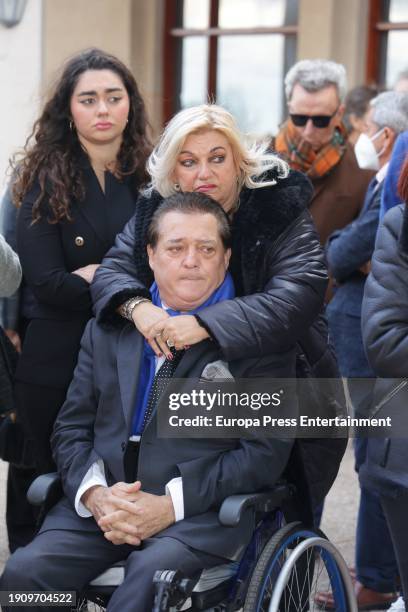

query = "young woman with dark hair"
[9,48,151,550]
[13,47,150,221]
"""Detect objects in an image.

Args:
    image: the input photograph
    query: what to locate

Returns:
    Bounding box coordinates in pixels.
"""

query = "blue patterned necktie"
[141,348,185,432]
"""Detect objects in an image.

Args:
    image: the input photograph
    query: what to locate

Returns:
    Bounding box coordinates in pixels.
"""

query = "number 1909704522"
[0,591,76,607]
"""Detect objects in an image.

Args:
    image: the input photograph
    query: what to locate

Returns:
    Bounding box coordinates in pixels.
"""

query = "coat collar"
[233,169,313,243]
[74,149,133,248]
[75,167,111,247]
[133,171,312,290]
[144,339,220,433]
[172,339,218,378]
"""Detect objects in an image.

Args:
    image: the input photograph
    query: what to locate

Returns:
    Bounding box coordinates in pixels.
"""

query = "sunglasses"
[289,108,338,129]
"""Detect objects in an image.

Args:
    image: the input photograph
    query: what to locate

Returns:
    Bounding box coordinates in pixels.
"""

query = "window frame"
[366,0,408,86]
[163,0,298,123]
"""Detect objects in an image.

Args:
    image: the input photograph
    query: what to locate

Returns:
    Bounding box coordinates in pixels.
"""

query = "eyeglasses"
[289,108,338,129]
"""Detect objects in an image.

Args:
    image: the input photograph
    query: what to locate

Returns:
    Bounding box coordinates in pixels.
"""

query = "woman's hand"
[131,301,171,358]
[149,315,209,352]
[72,264,100,284]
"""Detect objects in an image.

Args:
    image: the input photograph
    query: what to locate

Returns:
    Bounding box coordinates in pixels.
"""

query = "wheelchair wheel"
[243,522,356,612]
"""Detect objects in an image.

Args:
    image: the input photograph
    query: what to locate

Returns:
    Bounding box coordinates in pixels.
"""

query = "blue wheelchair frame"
[27,475,356,612]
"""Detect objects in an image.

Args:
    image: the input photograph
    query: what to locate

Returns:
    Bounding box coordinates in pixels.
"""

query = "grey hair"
[370,91,408,134]
[146,104,289,198]
[285,59,347,102]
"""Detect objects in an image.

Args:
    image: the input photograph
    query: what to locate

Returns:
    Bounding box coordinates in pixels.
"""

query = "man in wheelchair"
[1,192,299,611]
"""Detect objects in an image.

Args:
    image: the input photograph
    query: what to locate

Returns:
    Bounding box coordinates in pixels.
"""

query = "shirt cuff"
[165,477,184,521]
[75,459,107,517]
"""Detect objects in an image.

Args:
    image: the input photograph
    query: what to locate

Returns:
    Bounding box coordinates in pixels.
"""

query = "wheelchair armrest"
[218,483,296,527]
[27,472,62,506]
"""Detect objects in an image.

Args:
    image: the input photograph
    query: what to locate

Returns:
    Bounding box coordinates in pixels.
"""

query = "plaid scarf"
[275,120,347,179]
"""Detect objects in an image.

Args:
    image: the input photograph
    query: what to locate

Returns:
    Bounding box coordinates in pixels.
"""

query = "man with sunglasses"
[275,59,374,244]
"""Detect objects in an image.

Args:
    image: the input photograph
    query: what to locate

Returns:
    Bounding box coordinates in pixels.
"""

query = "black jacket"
[93,170,328,361]
[92,169,346,508]
[360,204,408,497]
[15,165,137,388]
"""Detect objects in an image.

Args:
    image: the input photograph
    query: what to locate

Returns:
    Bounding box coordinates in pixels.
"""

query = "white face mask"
[354,128,385,171]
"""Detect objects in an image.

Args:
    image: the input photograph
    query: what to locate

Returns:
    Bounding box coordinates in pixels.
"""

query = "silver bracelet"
[121,296,151,321]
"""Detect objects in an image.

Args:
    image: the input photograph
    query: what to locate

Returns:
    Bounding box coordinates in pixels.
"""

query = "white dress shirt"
[75,352,184,521]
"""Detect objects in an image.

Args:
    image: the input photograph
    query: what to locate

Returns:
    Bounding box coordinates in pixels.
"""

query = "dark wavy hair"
[12,48,152,223]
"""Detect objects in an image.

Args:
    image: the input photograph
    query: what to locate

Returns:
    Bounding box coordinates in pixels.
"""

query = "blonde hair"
[146,104,289,197]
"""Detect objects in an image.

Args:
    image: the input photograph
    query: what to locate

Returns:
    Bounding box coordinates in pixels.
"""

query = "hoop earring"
[69,120,74,131]
[174,183,181,192]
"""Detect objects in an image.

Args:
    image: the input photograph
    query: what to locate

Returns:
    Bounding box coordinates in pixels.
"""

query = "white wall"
[0,0,42,193]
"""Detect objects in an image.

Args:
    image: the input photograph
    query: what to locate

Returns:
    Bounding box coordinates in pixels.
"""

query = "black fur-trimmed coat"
[92,169,345,509]
[93,170,328,362]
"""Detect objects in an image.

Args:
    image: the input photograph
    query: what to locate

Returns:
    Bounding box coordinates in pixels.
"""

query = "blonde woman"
[92,104,345,512]
[93,104,326,359]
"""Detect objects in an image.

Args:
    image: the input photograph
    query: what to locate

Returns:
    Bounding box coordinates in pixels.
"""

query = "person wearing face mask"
[316,91,408,610]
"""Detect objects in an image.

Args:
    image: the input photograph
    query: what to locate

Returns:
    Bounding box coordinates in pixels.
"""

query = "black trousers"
[381,491,408,603]
[15,381,67,474]
[6,464,39,553]
[6,382,67,552]
[1,527,224,612]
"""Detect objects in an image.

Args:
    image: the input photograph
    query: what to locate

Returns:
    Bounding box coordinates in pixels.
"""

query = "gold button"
[75,236,84,247]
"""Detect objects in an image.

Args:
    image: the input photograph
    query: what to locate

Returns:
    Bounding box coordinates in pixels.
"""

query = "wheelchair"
[27,473,357,612]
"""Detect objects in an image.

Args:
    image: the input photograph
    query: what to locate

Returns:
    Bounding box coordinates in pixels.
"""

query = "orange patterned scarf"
[275,120,348,179]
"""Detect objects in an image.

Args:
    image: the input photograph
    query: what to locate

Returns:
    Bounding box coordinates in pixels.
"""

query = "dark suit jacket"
[327,180,382,316]
[325,180,382,378]
[46,319,294,561]
[309,144,374,244]
[15,165,137,388]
